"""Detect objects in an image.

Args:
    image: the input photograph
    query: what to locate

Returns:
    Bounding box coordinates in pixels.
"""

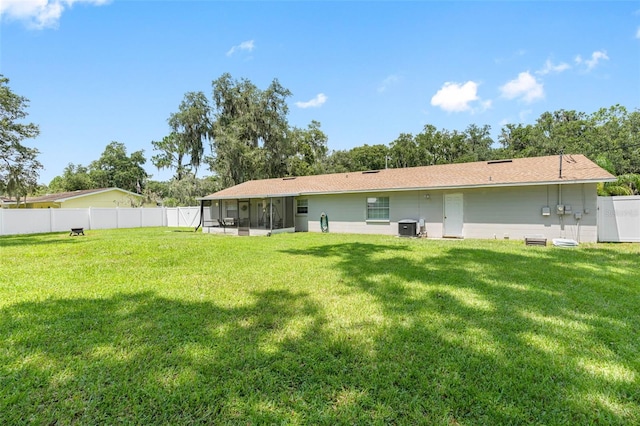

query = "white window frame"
[366,196,390,222]
[296,198,308,215]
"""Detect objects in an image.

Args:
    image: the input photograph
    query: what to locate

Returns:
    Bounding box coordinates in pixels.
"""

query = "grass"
[1,228,639,424]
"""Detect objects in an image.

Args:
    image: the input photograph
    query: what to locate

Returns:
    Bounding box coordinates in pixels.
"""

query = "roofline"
[197,178,615,200]
[54,187,142,202]
[198,192,301,201]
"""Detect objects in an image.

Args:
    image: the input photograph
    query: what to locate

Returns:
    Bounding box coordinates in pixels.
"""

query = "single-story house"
[198,154,616,242]
[0,196,17,208]
[11,187,150,209]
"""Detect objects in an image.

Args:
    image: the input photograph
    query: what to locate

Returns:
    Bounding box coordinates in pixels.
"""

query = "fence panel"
[52,209,90,232]
[0,209,52,235]
[142,208,165,227]
[117,208,143,229]
[0,206,199,236]
[90,208,118,230]
[598,196,640,242]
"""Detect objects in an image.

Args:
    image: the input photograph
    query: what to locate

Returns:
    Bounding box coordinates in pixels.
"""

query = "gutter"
[197,178,616,200]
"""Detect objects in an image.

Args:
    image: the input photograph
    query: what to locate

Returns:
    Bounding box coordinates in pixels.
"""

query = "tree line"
[2,73,639,206]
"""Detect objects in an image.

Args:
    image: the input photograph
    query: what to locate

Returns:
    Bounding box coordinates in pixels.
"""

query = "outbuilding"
[198,154,615,242]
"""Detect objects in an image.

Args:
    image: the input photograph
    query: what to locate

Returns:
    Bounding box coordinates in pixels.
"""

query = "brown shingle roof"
[202,154,616,199]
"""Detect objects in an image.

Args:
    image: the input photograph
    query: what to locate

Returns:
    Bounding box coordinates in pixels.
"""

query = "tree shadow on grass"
[0,233,88,248]
[2,240,638,424]
[282,241,640,424]
[2,290,352,424]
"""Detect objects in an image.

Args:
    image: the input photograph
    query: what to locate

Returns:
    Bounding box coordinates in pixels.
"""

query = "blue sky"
[2,1,639,184]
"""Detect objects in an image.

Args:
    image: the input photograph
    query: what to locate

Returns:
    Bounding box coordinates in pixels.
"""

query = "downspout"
[195,200,203,232]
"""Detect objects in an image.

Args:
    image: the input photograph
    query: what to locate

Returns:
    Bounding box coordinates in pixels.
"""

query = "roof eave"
[197,192,301,201]
[197,178,615,199]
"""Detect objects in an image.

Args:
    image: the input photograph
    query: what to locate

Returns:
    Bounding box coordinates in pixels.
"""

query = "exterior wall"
[300,183,599,242]
[462,184,598,242]
[304,191,440,236]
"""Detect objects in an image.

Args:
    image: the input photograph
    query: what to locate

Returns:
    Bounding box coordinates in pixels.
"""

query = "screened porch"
[201,196,296,236]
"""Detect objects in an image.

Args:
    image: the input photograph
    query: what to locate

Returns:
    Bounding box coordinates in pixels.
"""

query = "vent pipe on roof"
[559,151,563,179]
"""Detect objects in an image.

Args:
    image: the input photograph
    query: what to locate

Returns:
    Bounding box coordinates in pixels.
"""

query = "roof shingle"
[203,154,616,199]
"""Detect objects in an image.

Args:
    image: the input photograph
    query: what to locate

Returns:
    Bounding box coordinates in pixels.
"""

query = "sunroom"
[199,196,296,236]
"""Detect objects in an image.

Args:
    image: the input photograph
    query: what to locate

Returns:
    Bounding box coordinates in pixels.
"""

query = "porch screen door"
[238,200,250,236]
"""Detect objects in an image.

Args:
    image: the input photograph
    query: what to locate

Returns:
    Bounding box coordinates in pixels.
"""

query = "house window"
[366,197,389,220]
[296,199,308,215]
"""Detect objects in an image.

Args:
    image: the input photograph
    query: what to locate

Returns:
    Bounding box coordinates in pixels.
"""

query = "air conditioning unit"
[398,219,418,237]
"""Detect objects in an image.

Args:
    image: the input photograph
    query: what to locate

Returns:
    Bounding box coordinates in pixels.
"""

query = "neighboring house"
[11,188,150,209]
[198,154,616,242]
[0,197,17,208]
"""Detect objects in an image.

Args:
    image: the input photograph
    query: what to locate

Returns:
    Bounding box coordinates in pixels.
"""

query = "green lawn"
[1,228,639,424]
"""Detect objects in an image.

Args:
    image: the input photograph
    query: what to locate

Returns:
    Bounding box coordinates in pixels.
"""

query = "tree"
[48,163,94,192]
[286,120,329,176]
[463,124,494,162]
[389,133,419,168]
[209,73,293,186]
[89,142,148,193]
[349,144,390,171]
[151,132,190,181]
[166,92,212,175]
[0,75,42,203]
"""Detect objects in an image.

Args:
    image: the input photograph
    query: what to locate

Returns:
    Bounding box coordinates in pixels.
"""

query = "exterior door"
[444,193,464,238]
[238,200,250,236]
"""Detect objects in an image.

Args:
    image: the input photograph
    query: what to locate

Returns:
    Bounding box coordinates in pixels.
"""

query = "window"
[367,197,389,220]
[296,199,308,215]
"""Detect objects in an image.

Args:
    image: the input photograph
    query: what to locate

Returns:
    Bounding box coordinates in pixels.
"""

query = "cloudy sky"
[2,0,638,183]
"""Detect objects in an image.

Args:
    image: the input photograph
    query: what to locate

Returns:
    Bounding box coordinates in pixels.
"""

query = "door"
[444,193,464,238]
[238,200,250,236]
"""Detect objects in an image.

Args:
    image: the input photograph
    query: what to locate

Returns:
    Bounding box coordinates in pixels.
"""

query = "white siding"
[299,183,599,242]
[462,184,598,242]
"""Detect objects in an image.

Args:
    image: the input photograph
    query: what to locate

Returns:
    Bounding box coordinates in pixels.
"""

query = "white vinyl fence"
[597,196,640,242]
[0,207,200,236]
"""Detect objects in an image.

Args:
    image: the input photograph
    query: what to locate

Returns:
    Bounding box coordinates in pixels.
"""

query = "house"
[198,154,616,242]
[10,188,150,209]
[0,196,17,208]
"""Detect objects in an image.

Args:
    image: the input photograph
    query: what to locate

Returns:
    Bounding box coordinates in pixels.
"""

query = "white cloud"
[430,81,480,112]
[537,59,571,75]
[500,72,544,103]
[226,40,255,57]
[636,27,640,39]
[0,0,109,29]
[377,74,400,93]
[585,50,609,70]
[575,50,609,71]
[295,93,327,109]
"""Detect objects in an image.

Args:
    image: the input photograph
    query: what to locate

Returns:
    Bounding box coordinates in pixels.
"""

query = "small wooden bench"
[525,235,546,246]
[70,227,85,236]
